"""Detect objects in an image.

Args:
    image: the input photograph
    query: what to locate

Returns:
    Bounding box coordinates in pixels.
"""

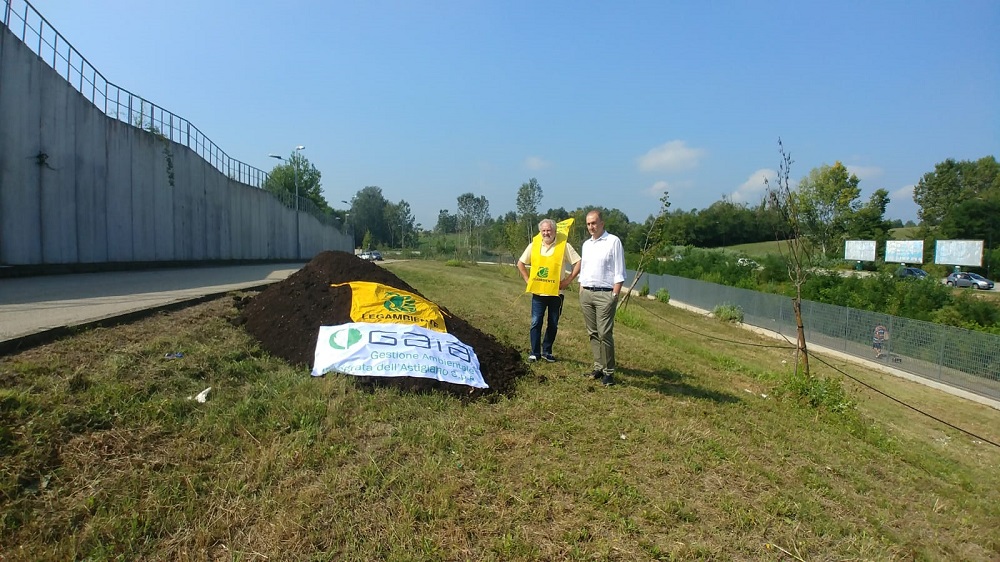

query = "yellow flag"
[332,282,447,333]
[525,218,574,296]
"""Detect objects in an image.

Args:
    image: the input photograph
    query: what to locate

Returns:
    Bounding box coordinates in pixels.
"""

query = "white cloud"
[892,184,914,200]
[729,168,776,203]
[845,164,883,182]
[524,156,551,170]
[636,141,705,172]
[644,180,671,197]
[886,184,919,222]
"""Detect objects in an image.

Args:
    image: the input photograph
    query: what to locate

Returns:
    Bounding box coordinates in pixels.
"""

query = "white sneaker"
[527,354,538,362]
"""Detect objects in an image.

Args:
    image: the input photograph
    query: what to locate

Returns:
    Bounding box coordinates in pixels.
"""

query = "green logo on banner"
[329,327,363,350]
[537,267,549,278]
[384,292,417,313]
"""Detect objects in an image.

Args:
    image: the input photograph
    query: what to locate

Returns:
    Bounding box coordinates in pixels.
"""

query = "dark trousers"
[530,294,564,356]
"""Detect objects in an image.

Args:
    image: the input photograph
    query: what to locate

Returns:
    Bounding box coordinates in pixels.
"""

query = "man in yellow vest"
[517,218,581,362]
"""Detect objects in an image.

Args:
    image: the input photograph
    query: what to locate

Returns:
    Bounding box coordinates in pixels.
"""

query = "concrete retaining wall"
[0,24,350,266]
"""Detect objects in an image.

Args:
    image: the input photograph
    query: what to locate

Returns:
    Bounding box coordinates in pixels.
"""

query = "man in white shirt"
[517,218,581,363]
[578,210,625,386]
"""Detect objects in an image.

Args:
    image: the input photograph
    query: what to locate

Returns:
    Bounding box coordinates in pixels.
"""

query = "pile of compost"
[236,251,526,397]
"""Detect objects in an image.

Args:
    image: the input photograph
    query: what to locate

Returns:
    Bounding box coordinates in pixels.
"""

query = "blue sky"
[20,0,1000,229]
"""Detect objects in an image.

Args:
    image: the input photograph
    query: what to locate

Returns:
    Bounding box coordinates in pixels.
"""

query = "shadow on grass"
[620,366,742,404]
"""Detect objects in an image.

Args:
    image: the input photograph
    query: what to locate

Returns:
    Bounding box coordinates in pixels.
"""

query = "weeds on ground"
[655,288,670,304]
[1,261,999,561]
[712,303,745,323]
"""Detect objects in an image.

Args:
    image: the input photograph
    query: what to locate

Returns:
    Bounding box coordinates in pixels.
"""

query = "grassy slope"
[727,227,923,256]
[890,226,922,240]
[1,260,999,561]
[724,239,787,258]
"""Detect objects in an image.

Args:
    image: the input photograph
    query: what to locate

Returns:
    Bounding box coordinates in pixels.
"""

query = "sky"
[15,0,1000,229]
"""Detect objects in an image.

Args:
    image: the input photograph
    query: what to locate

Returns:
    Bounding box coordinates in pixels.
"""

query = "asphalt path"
[0,264,303,351]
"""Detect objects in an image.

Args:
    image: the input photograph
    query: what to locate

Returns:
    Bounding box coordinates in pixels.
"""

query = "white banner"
[311,323,488,389]
[885,239,924,264]
[844,240,876,262]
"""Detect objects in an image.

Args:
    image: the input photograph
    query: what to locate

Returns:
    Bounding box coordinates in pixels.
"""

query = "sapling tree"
[764,139,810,376]
[619,192,671,310]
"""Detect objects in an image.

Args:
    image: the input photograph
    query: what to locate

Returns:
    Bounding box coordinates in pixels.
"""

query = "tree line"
[263,149,998,262]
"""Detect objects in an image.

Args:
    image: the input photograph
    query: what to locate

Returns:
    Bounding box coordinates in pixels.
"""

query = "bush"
[444,259,465,267]
[712,303,744,323]
[639,283,650,297]
[780,371,855,414]
[655,288,670,304]
[933,293,1000,330]
[615,306,644,329]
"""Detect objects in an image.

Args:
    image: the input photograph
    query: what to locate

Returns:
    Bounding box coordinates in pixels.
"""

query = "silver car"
[945,272,995,290]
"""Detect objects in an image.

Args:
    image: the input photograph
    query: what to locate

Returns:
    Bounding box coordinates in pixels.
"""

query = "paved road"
[0,264,303,349]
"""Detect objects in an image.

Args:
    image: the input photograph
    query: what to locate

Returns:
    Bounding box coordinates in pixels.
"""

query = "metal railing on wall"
[628,270,1000,402]
[2,0,268,187]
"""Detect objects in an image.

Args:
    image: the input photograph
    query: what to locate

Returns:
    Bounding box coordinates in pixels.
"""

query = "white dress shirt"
[578,231,625,289]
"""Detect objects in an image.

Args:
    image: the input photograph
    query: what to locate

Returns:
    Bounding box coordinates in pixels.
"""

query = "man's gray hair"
[537,218,556,231]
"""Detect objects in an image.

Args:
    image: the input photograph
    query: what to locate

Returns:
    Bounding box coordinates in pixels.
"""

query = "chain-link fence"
[628,270,1000,401]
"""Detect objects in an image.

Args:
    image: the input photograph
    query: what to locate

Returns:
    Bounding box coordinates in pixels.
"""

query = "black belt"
[582,286,612,292]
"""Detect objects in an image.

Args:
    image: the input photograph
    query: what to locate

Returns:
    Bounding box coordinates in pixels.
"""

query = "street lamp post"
[268,145,305,259]
[340,200,354,245]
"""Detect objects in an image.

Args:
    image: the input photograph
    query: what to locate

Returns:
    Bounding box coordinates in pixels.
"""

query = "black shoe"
[542,354,556,363]
[586,369,602,379]
[601,375,614,386]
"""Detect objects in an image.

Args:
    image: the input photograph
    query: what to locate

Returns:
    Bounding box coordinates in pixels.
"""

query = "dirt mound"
[236,251,527,398]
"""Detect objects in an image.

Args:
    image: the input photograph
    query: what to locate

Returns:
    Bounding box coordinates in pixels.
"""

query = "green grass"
[2,261,999,560]
[725,239,789,258]
[890,226,923,240]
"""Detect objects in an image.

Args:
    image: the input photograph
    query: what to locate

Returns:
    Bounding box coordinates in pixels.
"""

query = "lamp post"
[340,200,354,245]
[268,145,305,259]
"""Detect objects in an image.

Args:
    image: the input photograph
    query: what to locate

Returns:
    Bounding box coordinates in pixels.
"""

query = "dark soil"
[236,251,527,398]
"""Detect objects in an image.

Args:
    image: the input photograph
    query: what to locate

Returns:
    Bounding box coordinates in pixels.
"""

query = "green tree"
[566,206,631,247]
[845,188,892,242]
[913,156,1000,226]
[661,209,697,247]
[384,200,416,248]
[503,218,525,263]
[435,210,459,234]
[542,207,570,221]
[795,162,862,257]
[456,193,490,258]
[516,178,543,238]
[938,195,1000,257]
[350,186,389,248]
[262,152,330,213]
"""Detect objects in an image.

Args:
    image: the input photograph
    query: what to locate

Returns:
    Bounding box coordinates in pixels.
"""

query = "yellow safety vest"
[525,218,574,296]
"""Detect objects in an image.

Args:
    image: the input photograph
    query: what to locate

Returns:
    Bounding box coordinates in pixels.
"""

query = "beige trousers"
[579,288,617,374]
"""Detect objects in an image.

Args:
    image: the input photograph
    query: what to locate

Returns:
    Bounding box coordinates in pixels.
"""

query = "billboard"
[844,240,876,262]
[934,240,983,267]
[884,240,924,264]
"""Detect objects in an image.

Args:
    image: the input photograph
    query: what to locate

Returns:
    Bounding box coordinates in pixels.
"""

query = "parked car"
[359,250,383,262]
[897,267,929,280]
[945,272,994,290]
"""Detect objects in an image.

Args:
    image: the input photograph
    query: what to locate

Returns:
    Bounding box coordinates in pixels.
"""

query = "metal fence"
[2,0,268,187]
[628,270,1000,401]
